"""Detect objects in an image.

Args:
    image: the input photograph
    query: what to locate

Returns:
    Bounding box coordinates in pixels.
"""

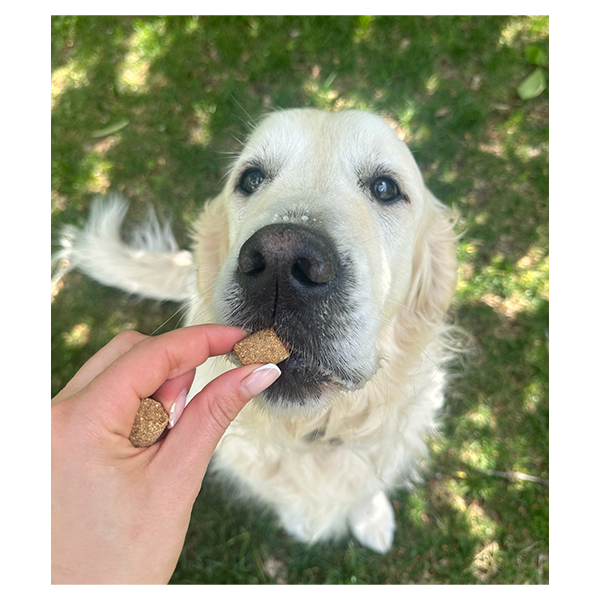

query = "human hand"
[51,325,281,584]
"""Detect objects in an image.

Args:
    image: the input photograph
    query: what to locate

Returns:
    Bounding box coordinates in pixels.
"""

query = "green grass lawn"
[51,15,549,584]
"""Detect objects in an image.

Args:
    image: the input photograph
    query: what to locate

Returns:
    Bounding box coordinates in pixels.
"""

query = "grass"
[51,15,549,584]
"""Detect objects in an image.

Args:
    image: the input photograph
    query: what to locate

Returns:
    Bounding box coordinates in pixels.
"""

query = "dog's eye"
[240,168,265,194]
[371,176,406,203]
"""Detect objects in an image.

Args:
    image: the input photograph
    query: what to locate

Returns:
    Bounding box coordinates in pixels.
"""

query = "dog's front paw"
[348,491,395,553]
[280,514,313,543]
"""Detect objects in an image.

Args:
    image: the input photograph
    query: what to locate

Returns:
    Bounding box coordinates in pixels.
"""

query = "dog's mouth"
[270,343,364,405]
[227,322,367,407]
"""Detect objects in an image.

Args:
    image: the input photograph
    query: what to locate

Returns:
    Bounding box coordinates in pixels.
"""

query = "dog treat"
[233,328,290,365]
[129,397,169,448]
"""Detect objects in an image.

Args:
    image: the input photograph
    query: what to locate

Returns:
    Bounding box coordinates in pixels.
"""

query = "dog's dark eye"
[240,168,265,194]
[371,176,406,203]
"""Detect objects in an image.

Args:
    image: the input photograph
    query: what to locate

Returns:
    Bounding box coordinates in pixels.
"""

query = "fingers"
[152,362,281,488]
[52,331,147,406]
[151,369,196,429]
[84,325,247,436]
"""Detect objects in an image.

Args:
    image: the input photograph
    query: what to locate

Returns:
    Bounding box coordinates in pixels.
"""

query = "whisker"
[227,129,247,147]
[230,94,258,129]
[150,294,198,336]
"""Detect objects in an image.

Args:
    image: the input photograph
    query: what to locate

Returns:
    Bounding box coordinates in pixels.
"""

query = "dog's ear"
[404,188,457,329]
[192,191,230,301]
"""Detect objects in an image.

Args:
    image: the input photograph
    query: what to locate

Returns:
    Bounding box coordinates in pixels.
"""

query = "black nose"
[237,224,339,304]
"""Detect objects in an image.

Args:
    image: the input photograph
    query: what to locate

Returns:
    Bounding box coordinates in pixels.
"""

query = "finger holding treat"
[52,324,281,584]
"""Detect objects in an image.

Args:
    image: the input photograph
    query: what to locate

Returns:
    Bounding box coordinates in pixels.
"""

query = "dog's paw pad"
[348,491,395,553]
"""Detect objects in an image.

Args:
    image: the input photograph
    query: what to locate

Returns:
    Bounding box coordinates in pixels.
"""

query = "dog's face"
[198,109,454,409]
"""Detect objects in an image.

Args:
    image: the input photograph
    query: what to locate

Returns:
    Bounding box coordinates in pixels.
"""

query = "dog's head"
[194,109,456,409]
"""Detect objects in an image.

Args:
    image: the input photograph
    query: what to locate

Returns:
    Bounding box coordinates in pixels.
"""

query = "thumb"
[152,362,281,485]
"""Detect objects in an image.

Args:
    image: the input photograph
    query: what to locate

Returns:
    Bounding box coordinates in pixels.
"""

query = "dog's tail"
[52,196,196,302]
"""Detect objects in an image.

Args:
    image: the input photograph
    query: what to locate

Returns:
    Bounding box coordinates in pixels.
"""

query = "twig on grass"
[483,469,549,486]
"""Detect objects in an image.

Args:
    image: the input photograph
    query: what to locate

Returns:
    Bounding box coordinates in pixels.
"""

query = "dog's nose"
[237,224,339,300]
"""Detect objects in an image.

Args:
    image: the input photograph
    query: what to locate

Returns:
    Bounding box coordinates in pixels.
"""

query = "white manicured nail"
[240,363,281,398]
[168,388,188,429]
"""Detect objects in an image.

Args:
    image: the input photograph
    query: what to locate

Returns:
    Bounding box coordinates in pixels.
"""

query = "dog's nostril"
[292,259,316,286]
[239,249,266,275]
[292,257,335,286]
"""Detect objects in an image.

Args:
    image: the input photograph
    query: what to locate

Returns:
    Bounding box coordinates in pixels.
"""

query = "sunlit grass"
[500,16,550,47]
[117,19,168,93]
[62,322,91,348]
[51,62,89,110]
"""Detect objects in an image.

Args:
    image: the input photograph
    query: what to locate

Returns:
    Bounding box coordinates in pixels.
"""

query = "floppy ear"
[191,191,230,302]
[404,188,457,329]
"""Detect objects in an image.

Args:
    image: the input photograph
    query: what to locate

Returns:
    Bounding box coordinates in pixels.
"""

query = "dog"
[55,108,457,553]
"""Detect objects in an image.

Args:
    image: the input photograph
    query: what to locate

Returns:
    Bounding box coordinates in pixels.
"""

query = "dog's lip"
[274,346,332,381]
[278,337,293,353]
[279,350,364,391]
[279,352,310,370]
[266,334,322,373]
[228,324,365,391]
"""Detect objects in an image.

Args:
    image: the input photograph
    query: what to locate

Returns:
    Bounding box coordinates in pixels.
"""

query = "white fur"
[55,109,457,553]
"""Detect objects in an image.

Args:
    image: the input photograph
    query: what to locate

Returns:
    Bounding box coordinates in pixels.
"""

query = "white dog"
[55,108,457,553]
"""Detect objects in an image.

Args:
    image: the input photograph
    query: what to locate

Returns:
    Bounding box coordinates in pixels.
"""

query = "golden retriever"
[55,108,457,553]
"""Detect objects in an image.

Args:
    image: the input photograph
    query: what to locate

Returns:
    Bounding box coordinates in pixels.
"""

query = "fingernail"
[168,388,188,429]
[241,363,281,398]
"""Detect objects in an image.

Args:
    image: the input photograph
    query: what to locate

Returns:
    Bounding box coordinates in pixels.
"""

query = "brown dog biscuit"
[233,328,290,365]
[129,397,169,448]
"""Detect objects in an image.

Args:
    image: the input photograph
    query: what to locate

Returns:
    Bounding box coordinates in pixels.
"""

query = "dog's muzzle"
[225,223,364,406]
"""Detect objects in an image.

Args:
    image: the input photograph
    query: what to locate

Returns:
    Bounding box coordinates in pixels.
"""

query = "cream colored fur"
[56,109,457,553]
